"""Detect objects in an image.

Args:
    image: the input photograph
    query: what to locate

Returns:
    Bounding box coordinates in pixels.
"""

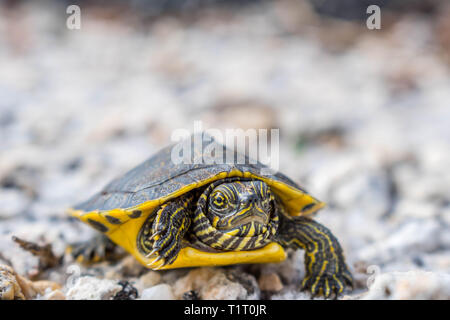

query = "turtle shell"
[69,135,324,259]
[73,135,323,213]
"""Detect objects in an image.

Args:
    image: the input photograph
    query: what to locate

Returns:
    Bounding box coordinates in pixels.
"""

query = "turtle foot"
[67,235,118,264]
[145,198,191,269]
[302,266,353,299]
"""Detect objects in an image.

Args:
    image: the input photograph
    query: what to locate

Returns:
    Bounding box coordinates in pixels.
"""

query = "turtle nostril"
[246,195,260,206]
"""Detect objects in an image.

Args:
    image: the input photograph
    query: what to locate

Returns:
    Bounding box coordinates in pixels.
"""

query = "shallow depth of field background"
[0,0,449,299]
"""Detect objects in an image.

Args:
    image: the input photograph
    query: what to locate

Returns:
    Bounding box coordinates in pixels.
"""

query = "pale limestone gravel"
[0,1,449,299]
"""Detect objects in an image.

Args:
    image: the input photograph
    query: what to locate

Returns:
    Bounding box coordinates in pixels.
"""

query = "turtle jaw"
[232,214,268,229]
[223,207,270,235]
[216,206,270,233]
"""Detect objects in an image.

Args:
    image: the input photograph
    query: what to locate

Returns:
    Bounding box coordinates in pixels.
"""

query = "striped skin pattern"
[192,178,279,252]
[276,214,353,298]
[138,194,193,268]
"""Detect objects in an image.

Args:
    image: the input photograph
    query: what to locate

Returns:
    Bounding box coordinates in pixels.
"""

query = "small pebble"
[139,271,161,288]
[65,276,122,300]
[140,284,175,300]
[258,272,283,292]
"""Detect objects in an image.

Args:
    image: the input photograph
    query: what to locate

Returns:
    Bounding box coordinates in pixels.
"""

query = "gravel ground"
[0,0,449,300]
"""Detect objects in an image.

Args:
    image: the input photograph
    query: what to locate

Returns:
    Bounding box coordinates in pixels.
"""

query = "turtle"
[69,134,353,297]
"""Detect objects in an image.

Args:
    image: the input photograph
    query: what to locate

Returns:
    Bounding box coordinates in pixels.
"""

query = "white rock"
[393,199,438,220]
[357,218,446,263]
[362,270,450,300]
[421,252,450,272]
[172,267,259,300]
[140,284,175,300]
[0,264,25,300]
[271,290,313,300]
[0,189,29,218]
[65,276,122,300]
[332,170,390,219]
[201,273,250,300]
[139,271,162,288]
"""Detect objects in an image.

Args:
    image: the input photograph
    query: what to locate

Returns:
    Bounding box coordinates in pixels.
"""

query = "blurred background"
[0,0,449,299]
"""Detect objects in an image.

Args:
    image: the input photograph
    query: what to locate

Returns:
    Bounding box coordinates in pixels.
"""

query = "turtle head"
[207,180,274,234]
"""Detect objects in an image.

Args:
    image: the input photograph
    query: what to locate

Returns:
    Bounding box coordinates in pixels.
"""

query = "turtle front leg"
[145,195,192,269]
[277,216,353,298]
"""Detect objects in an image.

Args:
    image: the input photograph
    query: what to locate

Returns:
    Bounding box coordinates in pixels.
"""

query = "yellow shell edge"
[143,242,287,270]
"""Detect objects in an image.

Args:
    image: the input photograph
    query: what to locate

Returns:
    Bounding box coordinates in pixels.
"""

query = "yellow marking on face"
[254,236,263,248]
[261,181,267,198]
[238,223,247,235]
[212,216,219,228]
[222,185,236,199]
[235,236,251,250]
[246,222,256,237]
[250,181,258,196]
[226,228,240,236]
[195,226,216,237]
[234,205,251,218]
[255,206,266,214]
[214,234,227,246]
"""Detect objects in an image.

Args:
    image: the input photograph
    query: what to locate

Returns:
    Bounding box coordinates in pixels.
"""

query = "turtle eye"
[210,192,228,211]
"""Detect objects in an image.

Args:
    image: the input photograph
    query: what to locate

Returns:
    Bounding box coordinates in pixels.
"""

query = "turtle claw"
[146,255,163,268]
[149,232,160,242]
[145,247,159,259]
[301,271,352,299]
[153,260,167,270]
[153,255,163,264]
[145,230,178,269]
[146,250,172,270]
